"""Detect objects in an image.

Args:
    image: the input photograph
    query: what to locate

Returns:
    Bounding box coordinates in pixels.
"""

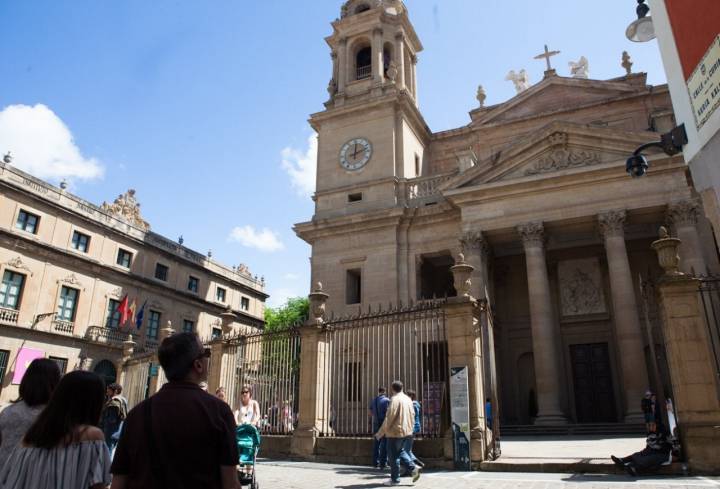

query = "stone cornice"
[0,229,267,326]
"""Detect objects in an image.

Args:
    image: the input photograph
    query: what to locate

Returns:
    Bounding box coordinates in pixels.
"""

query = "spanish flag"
[116,295,132,325]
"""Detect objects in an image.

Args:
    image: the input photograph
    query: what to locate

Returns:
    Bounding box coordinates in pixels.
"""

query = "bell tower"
[309,0,429,220]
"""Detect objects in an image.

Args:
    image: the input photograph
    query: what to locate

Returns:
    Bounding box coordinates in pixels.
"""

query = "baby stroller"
[236,424,261,489]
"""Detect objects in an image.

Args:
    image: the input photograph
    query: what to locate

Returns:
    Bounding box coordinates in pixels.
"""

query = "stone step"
[479,459,686,475]
[500,424,647,436]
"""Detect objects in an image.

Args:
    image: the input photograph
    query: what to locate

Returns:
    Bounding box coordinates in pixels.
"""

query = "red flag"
[116,294,131,326]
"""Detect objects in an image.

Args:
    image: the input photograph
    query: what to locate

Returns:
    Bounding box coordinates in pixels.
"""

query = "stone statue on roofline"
[569,56,589,79]
[101,189,150,231]
[505,69,530,94]
[476,85,487,107]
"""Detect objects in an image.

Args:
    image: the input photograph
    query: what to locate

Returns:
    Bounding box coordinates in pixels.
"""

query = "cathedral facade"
[295,0,720,425]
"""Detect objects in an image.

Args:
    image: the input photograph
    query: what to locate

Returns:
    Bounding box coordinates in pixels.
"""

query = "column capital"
[338,37,348,46]
[459,230,490,260]
[598,210,627,238]
[517,222,545,248]
[373,27,383,36]
[667,198,701,227]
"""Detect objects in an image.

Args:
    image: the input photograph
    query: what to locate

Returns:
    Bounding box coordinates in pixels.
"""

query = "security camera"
[626,154,649,178]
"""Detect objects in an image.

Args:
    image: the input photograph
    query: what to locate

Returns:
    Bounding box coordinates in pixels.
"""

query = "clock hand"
[352,144,361,159]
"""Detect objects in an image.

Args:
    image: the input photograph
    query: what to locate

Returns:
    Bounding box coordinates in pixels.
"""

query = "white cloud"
[281,133,317,198]
[228,225,285,253]
[284,273,300,281]
[0,104,104,182]
[267,288,301,308]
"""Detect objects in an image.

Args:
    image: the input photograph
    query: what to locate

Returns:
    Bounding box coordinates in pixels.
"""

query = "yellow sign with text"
[687,35,720,130]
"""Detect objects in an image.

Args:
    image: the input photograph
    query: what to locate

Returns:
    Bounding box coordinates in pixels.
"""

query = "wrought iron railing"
[0,307,19,325]
[406,173,455,202]
[356,65,371,80]
[698,275,720,398]
[220,328,302,435]
[85,325,131,344]
[317,300,448,438]
[53,316,74,334]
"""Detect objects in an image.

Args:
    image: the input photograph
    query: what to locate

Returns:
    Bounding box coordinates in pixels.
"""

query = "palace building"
[295,0,720,425]
[0,162,267,403]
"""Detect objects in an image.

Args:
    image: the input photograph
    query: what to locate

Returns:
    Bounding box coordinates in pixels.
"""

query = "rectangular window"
[0,350,9,384]
[182,319,195,333]
[56,286,79,322]
[71,231,90,253]
[106,299,121,329]
[241,297,250,311]
[345,362,362,402]
[116,249,133,268]
[415,154,421,176]
[16,210,39,234]
[0,271,25,310]
[48,356,68,374]
[216,287,226,303]
[148,310,161,339]
[211,327,222,340]
[346,269,362,305]
[188,276,199,293]
[348,193,363,203]
[154,263,169,282]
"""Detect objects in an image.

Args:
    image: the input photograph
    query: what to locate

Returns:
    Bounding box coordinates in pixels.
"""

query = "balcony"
[85,325,131,345]
[356,65,371,80]
[52,317,75,335]
[0,307,19,325]
[405,173,455,204]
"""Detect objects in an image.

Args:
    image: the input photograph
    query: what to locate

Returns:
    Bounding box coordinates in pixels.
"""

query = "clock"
[339,138,372,171]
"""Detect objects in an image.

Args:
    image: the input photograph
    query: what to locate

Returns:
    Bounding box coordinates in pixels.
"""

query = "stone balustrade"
[0,307,19,325]
[85,325,131,344]
[52,317,75,335]
[406,173,454,202]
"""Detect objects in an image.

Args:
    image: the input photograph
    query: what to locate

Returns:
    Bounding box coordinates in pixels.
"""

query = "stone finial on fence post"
[159,321,175,342]
[220,306,237,337]
[451,253,475,299]
[307,282,329,327]
[651,226,683,277]
[122,335,136,361]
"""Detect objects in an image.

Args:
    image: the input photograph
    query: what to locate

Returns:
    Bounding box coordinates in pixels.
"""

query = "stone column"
[116,335,136,387]
[517,222,567,424]
[668,199,707,276]
[460,231,489,300]
[598,210,648,422]
[411,54,418,100]
[337,38,348,94]
[394,33,406,90]
[652,229,720,473]
[372,27,383,84]
[291,283,331,458]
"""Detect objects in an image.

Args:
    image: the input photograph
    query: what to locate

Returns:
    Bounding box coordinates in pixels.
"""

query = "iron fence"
[317,300,449,438]
[698,276,720,399]
[219,329,301,435]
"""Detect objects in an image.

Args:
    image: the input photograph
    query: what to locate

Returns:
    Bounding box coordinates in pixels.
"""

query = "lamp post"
[626,0,656,42]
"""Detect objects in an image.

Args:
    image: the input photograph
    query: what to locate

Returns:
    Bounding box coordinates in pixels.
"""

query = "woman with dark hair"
[0,358,61,467]
[0,370,112,488]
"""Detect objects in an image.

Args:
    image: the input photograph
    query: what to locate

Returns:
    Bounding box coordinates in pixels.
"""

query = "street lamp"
[626,124,688,178]
[626,0,656,42]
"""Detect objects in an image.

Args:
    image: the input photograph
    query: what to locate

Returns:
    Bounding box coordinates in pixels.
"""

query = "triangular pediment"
[442,122,661,190]
[471,75,647,126]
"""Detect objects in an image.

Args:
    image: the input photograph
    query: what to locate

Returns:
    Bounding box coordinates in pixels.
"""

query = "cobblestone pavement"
[255,460,720,489]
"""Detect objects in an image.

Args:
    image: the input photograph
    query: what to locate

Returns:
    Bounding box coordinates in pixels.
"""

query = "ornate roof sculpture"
[101,189,151,231]
[340,0,405,18]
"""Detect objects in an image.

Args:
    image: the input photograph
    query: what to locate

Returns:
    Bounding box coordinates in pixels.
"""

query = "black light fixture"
[626,124,688,178]
[626,0,656,42]
[2,152,11,165]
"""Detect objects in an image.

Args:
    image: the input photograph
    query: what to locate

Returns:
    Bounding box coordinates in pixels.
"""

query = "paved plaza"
[255,460,720,489]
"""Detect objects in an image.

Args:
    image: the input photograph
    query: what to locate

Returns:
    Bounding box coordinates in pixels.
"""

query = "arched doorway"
[93,360,117,387]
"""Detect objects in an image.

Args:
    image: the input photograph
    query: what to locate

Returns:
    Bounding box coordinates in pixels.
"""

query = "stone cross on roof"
[534,44,561,76]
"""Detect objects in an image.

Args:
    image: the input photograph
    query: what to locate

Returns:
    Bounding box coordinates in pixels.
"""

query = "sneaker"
[411,467,421,483]
[383,479,401,486]
[610,455,625,467]
[414,459,425,468]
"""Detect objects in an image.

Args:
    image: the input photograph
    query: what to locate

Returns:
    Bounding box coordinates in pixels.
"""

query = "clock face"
[339,138,372,171]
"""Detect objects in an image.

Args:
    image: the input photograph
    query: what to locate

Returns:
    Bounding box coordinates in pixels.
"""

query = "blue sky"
[0,0,667,307]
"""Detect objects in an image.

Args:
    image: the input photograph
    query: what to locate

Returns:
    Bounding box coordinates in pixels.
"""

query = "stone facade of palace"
[295,0,720,425]
[0,163,267,403]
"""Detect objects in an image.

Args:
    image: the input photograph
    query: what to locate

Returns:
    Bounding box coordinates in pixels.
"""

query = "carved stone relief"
[100,189,150,231]
[524,149,601,176]
[558,258,607,317]
[58,274,85,290]
[4,257,33,276]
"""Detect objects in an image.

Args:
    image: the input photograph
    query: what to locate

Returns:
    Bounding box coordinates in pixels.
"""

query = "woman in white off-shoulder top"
[0,371,112,489]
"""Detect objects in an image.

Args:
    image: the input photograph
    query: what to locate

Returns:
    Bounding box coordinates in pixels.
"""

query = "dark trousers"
[373,436,387,467]
[387,436,416,482]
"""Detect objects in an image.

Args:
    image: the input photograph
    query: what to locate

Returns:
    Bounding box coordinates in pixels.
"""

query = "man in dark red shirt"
[111,332,240,489]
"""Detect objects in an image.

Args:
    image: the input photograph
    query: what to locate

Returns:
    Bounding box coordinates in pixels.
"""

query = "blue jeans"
[387,436,416,482]
[373,436,387,467]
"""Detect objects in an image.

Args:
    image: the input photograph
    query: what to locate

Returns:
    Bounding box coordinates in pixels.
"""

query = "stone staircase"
[499,423,647,437]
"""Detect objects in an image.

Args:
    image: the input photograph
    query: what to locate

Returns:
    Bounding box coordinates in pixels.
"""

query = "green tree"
[264,297,309,332]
